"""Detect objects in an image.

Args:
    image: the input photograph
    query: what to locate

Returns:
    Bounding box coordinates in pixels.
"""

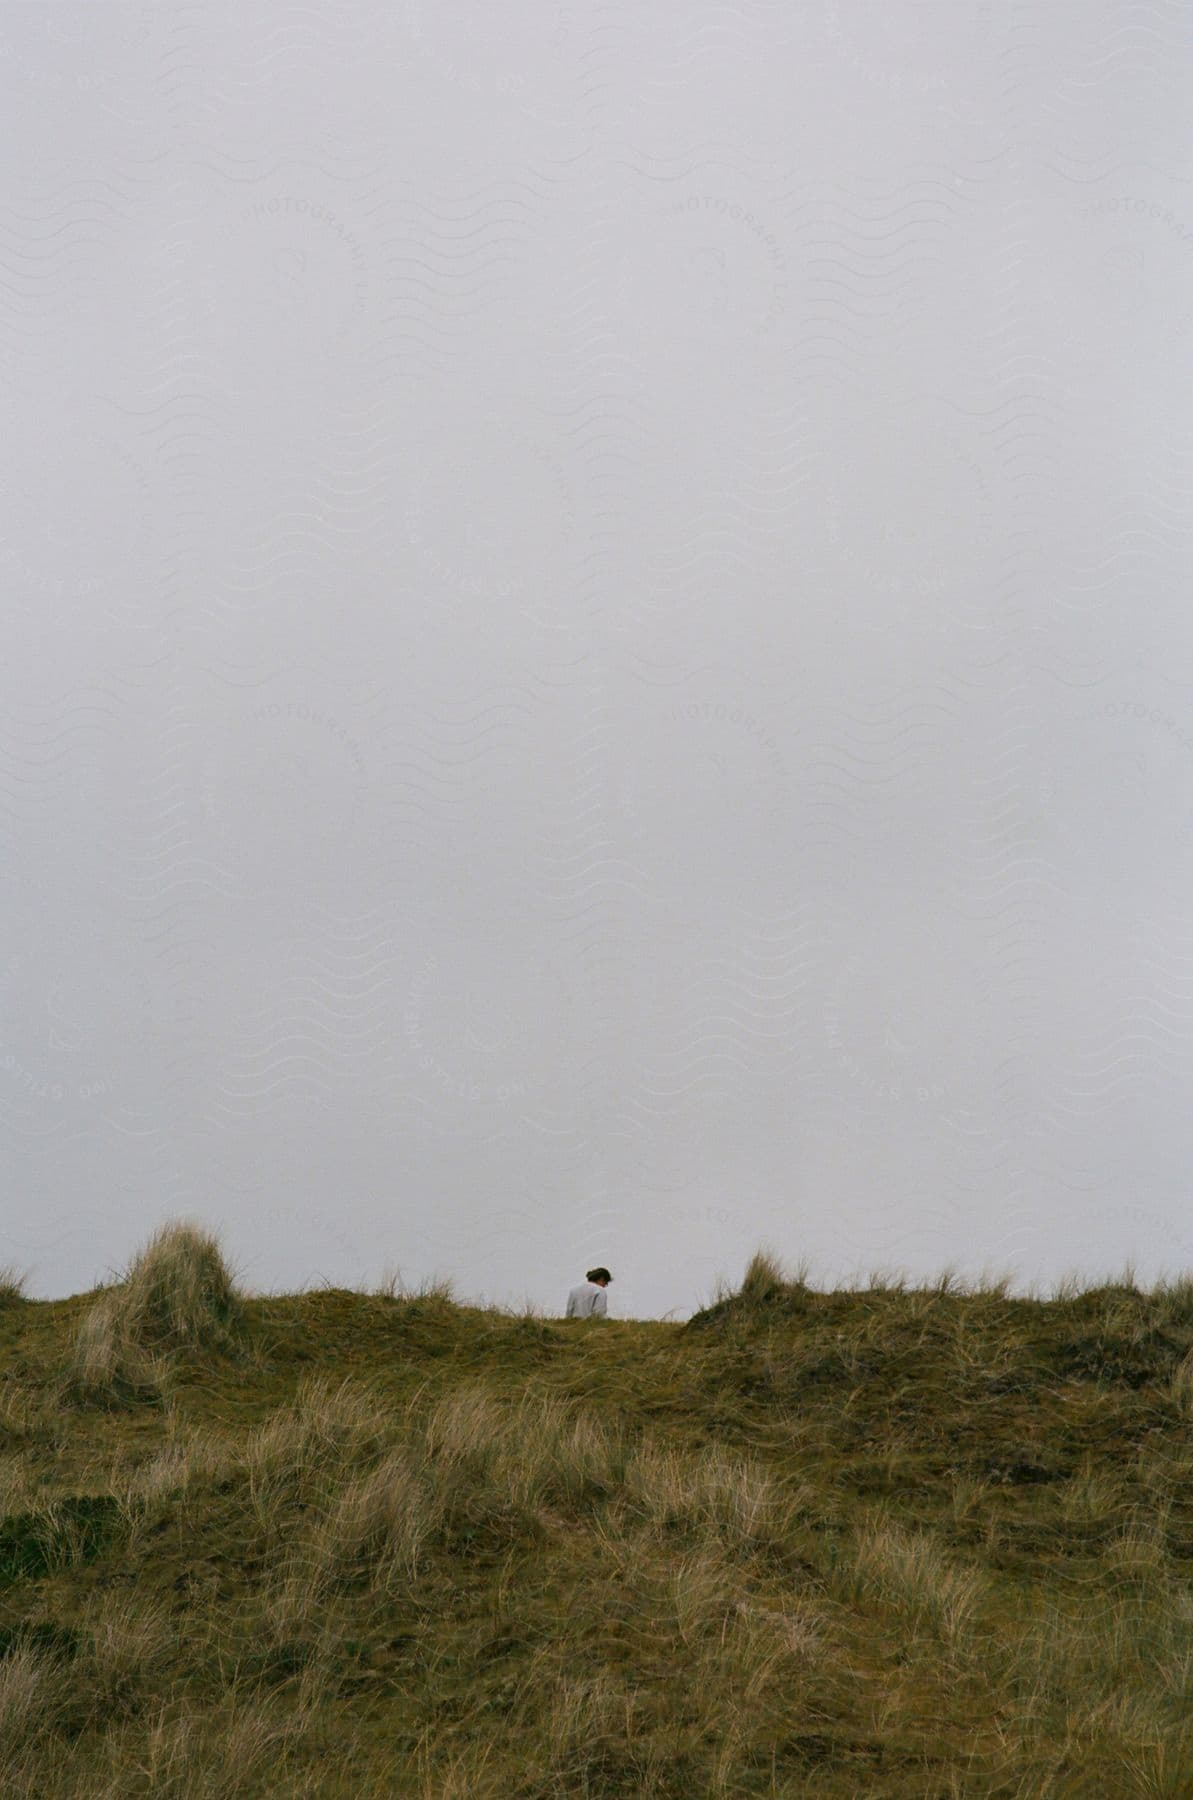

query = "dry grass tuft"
[0,1263,29,1307]
[54,1221,246,1412]
[739,1246,792,1304]
[0,1644,68,1766]
[827,1513,988,1653]
[1168,1346,1193,1420]
[55,1295,174,1411]
[111,1219,246,1354]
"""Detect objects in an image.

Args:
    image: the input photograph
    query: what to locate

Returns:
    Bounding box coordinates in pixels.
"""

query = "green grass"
[1,1232,1192,1795]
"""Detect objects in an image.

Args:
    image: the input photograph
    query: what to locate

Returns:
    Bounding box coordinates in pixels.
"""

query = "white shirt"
[566,1279,608,1318]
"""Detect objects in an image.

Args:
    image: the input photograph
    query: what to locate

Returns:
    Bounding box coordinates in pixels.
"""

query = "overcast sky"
[2,2,1192,1319]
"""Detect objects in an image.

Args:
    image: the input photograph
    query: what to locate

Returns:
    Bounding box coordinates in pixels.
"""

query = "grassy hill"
[2,1223,1192,1797]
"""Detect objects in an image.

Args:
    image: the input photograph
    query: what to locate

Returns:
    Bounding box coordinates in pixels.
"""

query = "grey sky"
[2,2,1192,1319]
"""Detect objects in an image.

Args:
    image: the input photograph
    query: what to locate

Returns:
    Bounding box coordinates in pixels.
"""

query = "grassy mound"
[0,1242,1191,1795]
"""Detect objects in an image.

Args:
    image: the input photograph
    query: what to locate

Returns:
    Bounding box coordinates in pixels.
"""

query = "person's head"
[586,1266,612,1288]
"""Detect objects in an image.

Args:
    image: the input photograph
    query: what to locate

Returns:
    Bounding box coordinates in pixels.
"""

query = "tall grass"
[1,1239,1192,1795]
[0,1264,28,1307]
[110,1219,246,1352]
[55,1221,246,1410]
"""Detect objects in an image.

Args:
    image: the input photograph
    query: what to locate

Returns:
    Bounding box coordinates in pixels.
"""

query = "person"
[566,1267,612,1318]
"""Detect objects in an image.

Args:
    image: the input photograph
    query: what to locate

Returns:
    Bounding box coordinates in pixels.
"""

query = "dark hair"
[586,1267,612,1284]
